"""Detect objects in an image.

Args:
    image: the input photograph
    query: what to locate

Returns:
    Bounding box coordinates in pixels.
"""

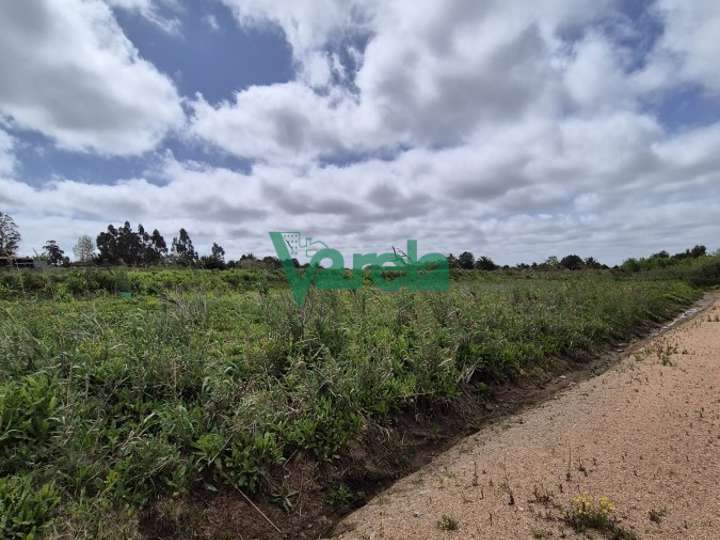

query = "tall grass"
[0,272,705,536]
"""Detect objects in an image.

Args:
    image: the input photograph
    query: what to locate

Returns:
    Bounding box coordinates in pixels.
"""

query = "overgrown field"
[0,263,717,538]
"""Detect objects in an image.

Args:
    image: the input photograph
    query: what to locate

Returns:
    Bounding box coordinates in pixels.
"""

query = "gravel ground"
[333,296,720,540]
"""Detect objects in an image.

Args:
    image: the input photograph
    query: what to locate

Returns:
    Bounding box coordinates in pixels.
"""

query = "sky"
[0,0,719,265]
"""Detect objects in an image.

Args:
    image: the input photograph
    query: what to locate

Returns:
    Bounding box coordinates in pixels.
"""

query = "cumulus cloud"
[0,129,16,176]
[3,0,720,263]
[5,106,720,263]
[649,0,720,94]
[194,0,628,162]
[0,0,183,156]
[105,0,182,34]
[190,83,379,164]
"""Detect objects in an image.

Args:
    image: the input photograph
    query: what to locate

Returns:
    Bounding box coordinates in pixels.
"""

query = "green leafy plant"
[0,475,60,538]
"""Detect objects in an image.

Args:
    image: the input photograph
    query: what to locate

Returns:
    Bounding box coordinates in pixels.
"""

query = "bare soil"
[332,295,720,539]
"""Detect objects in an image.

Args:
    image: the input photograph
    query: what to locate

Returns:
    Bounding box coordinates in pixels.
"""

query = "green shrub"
[0,272,702,535]
[0,374,60,474]
[0,475,60,538]
[687,257,720,287]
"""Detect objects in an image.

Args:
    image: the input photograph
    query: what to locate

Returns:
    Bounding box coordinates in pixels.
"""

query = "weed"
[564,495,638,540]
[326,483,355,507]
[0,269,702,535]
[530,484,555,506]
[648,507,667,524]
[437,514,459,531]
[0,476,60,538]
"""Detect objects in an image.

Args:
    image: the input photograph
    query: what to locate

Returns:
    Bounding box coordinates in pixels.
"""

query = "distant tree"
[149,229,167,264]
[117,221,142,265]
[171,228,197,266]
[689,245,707,258]
[446,254,460,269]
[458,251,475,270]
[137,224,150,265]
[542,256,560,270]
[262,255,281,269]
[73,235,95,263]
[584,257,604,269]
[43,240,65,266]
[475,256,498,271]
[621,257,641,272]
[560,254,584,270]
[0,211,21,257]
[202,242,226,269]
[652,250,670,259]
[96,224,119,264]
[211,243,225,262]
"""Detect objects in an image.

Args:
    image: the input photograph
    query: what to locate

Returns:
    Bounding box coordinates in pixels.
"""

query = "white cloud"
[219,0,373,62]
[4,108,720,263]
[105,0,182,34]
[650,0,720,94]
[197,0,627,162]
[0,129,16,176]
[190,83,382,164]
[203,13,220,32]
[0,0,184,156]
[3,0,720,263]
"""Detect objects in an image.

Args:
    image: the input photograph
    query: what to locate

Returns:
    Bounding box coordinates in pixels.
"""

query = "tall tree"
[117,221,142,265]
[0,211,21,257]
[211,242,225,262]
[475,256,498,271]
[43,240,65,266]
[584,257,604,269]
[202,242,226,269]
[73,235,95,263]
[97,224,119,264]
[544,256,560,269]
[689,245,707,258]
[458,251,475,270]
[171,228,197,266]
[560,254,585,270]
[149,229,167,264]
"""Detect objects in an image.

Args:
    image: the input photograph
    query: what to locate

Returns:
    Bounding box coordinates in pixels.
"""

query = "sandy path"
[333,296,720,540]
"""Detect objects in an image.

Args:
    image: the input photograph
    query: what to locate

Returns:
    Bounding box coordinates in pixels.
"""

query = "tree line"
[447,245,710,272]
[0,211,284,270]
[446,251,607,271]
[0,210,714,272]
[77,223,230,268]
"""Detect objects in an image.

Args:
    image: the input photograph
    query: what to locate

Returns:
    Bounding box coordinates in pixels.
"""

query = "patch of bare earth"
[333,297,720,539]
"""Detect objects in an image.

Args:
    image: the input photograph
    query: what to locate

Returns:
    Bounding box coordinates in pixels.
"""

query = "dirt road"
[333,296,720,539]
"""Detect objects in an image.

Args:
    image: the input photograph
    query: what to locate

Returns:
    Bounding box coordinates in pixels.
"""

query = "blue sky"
[0,0,719,264]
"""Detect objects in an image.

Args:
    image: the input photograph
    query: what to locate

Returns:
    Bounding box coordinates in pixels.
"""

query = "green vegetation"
[565,495,638,539]
[0,267,285,298]
[0,257,717,536]
[437,514,460,531]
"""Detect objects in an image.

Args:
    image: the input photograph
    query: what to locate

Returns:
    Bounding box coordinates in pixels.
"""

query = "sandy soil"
[333,296,720,540]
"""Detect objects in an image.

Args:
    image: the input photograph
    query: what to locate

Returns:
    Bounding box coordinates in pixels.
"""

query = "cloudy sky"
[1,0,719,264]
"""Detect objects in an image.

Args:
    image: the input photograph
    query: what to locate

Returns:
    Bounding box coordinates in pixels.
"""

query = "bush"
[0,476,60,538]
[687,257,720,287]
[0,374,60,474]
[0,273,701,536]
